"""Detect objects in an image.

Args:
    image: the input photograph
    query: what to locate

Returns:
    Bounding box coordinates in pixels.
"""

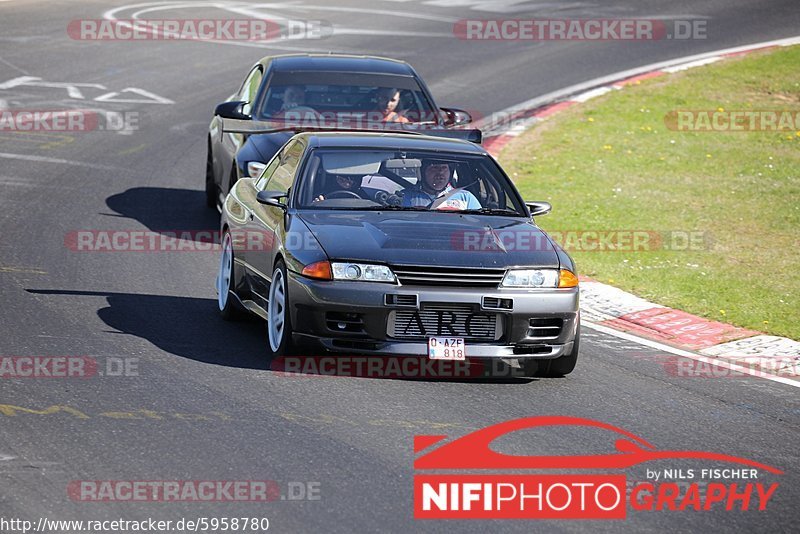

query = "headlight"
[332,262,396,283]
[247,161,267,179]
[501,269,578,288]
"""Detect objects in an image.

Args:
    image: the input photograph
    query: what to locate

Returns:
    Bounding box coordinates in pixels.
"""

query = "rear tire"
[205,141,217,208]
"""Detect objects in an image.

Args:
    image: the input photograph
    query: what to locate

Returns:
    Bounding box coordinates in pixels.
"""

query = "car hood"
[297,211,560,268]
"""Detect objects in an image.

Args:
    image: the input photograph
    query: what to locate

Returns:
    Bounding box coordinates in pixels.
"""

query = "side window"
[265,140,305,195]
[238,67,263,116]
[255,155,281,190]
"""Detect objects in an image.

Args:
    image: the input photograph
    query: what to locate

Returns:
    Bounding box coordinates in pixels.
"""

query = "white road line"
[0,152,121,171]
[0,55,30,75]
[571,86,614,103]
[104,1,456,51]
[662,57,722,73]
[584,320,800,389]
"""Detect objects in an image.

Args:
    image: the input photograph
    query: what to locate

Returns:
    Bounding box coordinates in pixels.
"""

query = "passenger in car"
[280,85,306,112]
[375,88,410,123]
[313,174,370,202]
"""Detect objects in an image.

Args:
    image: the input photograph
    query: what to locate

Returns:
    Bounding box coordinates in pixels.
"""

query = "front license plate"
[428,337,465,360]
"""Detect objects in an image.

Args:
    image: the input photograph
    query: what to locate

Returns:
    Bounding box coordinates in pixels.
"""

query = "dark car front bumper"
[287,271,579,359]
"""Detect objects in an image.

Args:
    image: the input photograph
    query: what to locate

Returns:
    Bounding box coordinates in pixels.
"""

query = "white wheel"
[267,261,294,356]
[268,268,285,351]
[216,232,241,320]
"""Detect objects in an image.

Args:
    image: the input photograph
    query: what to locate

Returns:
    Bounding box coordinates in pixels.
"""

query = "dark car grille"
[388,304,501,340]
[392,265,506,288]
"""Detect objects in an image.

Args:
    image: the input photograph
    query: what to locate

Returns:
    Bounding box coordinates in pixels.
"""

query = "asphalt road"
[1,0,799,532]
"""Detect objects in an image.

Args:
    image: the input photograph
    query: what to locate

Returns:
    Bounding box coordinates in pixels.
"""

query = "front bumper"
[287,270,579,359]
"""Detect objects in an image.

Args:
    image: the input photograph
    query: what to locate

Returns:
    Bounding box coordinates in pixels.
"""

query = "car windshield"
[258,72,438,124]
[295,148,528,215]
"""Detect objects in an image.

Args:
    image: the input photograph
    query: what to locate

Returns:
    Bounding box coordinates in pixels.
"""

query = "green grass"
[500,46,800,339]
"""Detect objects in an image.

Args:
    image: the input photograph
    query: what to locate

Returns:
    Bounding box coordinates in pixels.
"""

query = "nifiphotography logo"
[413,416,783,519]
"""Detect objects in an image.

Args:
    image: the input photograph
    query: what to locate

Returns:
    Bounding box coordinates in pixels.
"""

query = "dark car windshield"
[258,72,438,124]
[295,148,528,215]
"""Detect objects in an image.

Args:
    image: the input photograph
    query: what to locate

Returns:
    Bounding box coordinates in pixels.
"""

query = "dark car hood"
[297,211,559,268]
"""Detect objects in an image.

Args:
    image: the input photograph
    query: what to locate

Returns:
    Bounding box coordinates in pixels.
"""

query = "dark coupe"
[206,53,474,210]
[216,131,580,377]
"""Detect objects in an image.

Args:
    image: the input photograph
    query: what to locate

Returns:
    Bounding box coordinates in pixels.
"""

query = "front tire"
[217,231,242,320]
[267,260,295,357]
[524,324,580,378]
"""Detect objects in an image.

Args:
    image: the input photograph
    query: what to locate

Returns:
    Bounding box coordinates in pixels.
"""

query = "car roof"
[296,132,488,154]
[261,54,415,76]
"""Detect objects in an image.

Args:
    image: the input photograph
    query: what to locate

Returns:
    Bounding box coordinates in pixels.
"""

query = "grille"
[388,304,501,340]
[527,318,563,339]
[392,265,506,288]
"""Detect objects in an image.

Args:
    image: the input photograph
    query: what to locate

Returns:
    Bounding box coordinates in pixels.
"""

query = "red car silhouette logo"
[414,416,783,474]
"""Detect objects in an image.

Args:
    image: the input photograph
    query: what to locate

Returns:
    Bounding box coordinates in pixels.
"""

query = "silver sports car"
[216,131,580,376]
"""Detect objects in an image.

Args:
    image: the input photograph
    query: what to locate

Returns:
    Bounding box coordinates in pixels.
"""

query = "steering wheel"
[386,194,402,206]
[325,190,362,199]
[276,106,320,122]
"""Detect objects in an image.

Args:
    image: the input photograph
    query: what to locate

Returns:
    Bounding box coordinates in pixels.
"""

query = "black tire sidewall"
[205,143,217,208]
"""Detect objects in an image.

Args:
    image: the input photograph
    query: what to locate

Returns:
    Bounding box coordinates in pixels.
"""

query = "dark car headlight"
[247,161,267,179]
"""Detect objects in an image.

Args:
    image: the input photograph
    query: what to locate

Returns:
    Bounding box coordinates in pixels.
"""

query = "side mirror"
[214,100,250,120]
[526,201,552,217]
[441,107,473,127]
[256,190,287,209]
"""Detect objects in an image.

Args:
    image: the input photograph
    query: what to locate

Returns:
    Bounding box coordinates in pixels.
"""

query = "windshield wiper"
[459,208,523,216]
[333,205,427,211]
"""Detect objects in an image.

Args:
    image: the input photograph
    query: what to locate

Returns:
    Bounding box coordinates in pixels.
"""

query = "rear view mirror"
[215,101,250,120]
[257,190,287,209]
[526,201,552,217]
[441,107,473,127]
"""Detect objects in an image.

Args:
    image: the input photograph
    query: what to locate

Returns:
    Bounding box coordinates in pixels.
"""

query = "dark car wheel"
[523,325,580,378]
[267,260,295,358]
[205,140,217,208]
[217,231,243,320]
